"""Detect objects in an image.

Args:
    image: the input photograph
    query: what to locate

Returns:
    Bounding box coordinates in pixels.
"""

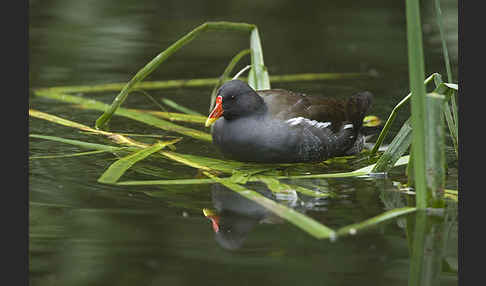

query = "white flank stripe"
[285,117,331,129]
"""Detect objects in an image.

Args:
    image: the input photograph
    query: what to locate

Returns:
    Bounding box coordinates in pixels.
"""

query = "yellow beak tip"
[203,208,216,217]
[205,117,217,127]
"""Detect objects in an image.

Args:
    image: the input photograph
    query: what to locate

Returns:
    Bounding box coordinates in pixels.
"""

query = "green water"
[29,0,458,285]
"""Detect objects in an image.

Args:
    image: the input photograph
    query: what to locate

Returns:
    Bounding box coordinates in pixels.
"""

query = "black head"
[216,80,267,120]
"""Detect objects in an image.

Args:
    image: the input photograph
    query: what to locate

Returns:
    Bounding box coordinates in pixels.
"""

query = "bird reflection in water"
[203,182,330,250]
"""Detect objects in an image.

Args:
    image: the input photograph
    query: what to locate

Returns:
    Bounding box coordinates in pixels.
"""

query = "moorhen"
[205,80,373,163]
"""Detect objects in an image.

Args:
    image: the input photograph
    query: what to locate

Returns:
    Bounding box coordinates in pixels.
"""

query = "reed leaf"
[204,172,336,240]
[34,91,212,141]
[444,83,458,90]
[29,109,110,135]
[425,93,446,207]
[408,210,427,286]
[112,169,374,186]
[248,28,271,90]
[337,207,417,237]
[370,73,439,156]
[441,94,458,156]
[406,0,428,209]
[434,0,454,83]
[160,98,203,115]
[157,152,279,175]
[29,149,115,160]
[372,118,412,173]
[30,109,149,148]
[29,110,219,172]
[269,72,371,82]
[37,78,220,94]
[132,109,206,124]
[117,178,216,186]
[29,134,125,152]
[210,49,251,111]
[432,74,458,157]
[33,73,371,96]
[94,22,257,130]
[355,155,410,175]
[98,141,177,184]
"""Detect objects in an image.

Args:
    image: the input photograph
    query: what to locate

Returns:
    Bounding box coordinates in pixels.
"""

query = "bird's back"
[258,89,357,133]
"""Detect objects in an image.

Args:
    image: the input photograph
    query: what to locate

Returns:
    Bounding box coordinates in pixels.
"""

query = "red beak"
[203,208,220,232]
[205,96,223,127]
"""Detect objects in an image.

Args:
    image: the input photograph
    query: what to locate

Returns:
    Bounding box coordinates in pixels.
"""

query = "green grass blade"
[432,77,458,157]
[159,151,280,175]
[132,109,206,124]
[281,170,369,180]
[160,98,203,115]
[210,49,251,111]
[372,118,412,173]
[337,207,416,237]
[444,83,458,90]
[30,109,153,148]
[158,151,219,172]
[204,172,336,240]
[408,210,427,286]
[131,89,168,113]
[29,109,104,134]
[29,149,115,160]
[94,22,255,129]
[442,102,455,142]
[37,78,221,94]
[29,134,123,152]
[116,178,216,186]
[434,0,453,83]
[29,109,222,175]
[406,0,428,209]
[269,72,372,82]
[98,141,175,184]
[440,102,458,158]
[425,93,446,207]
[370,73,438,156]
[248,28,271,90]
[34,91,212,141]
[34,73,371,96]
[114,155,412,186]
[353,155,410,175]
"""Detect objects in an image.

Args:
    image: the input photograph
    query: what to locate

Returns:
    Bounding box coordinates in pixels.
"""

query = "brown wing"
[257,89,349,132]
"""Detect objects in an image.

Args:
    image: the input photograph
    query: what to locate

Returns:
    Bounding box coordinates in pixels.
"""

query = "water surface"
[29,1,458,285]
